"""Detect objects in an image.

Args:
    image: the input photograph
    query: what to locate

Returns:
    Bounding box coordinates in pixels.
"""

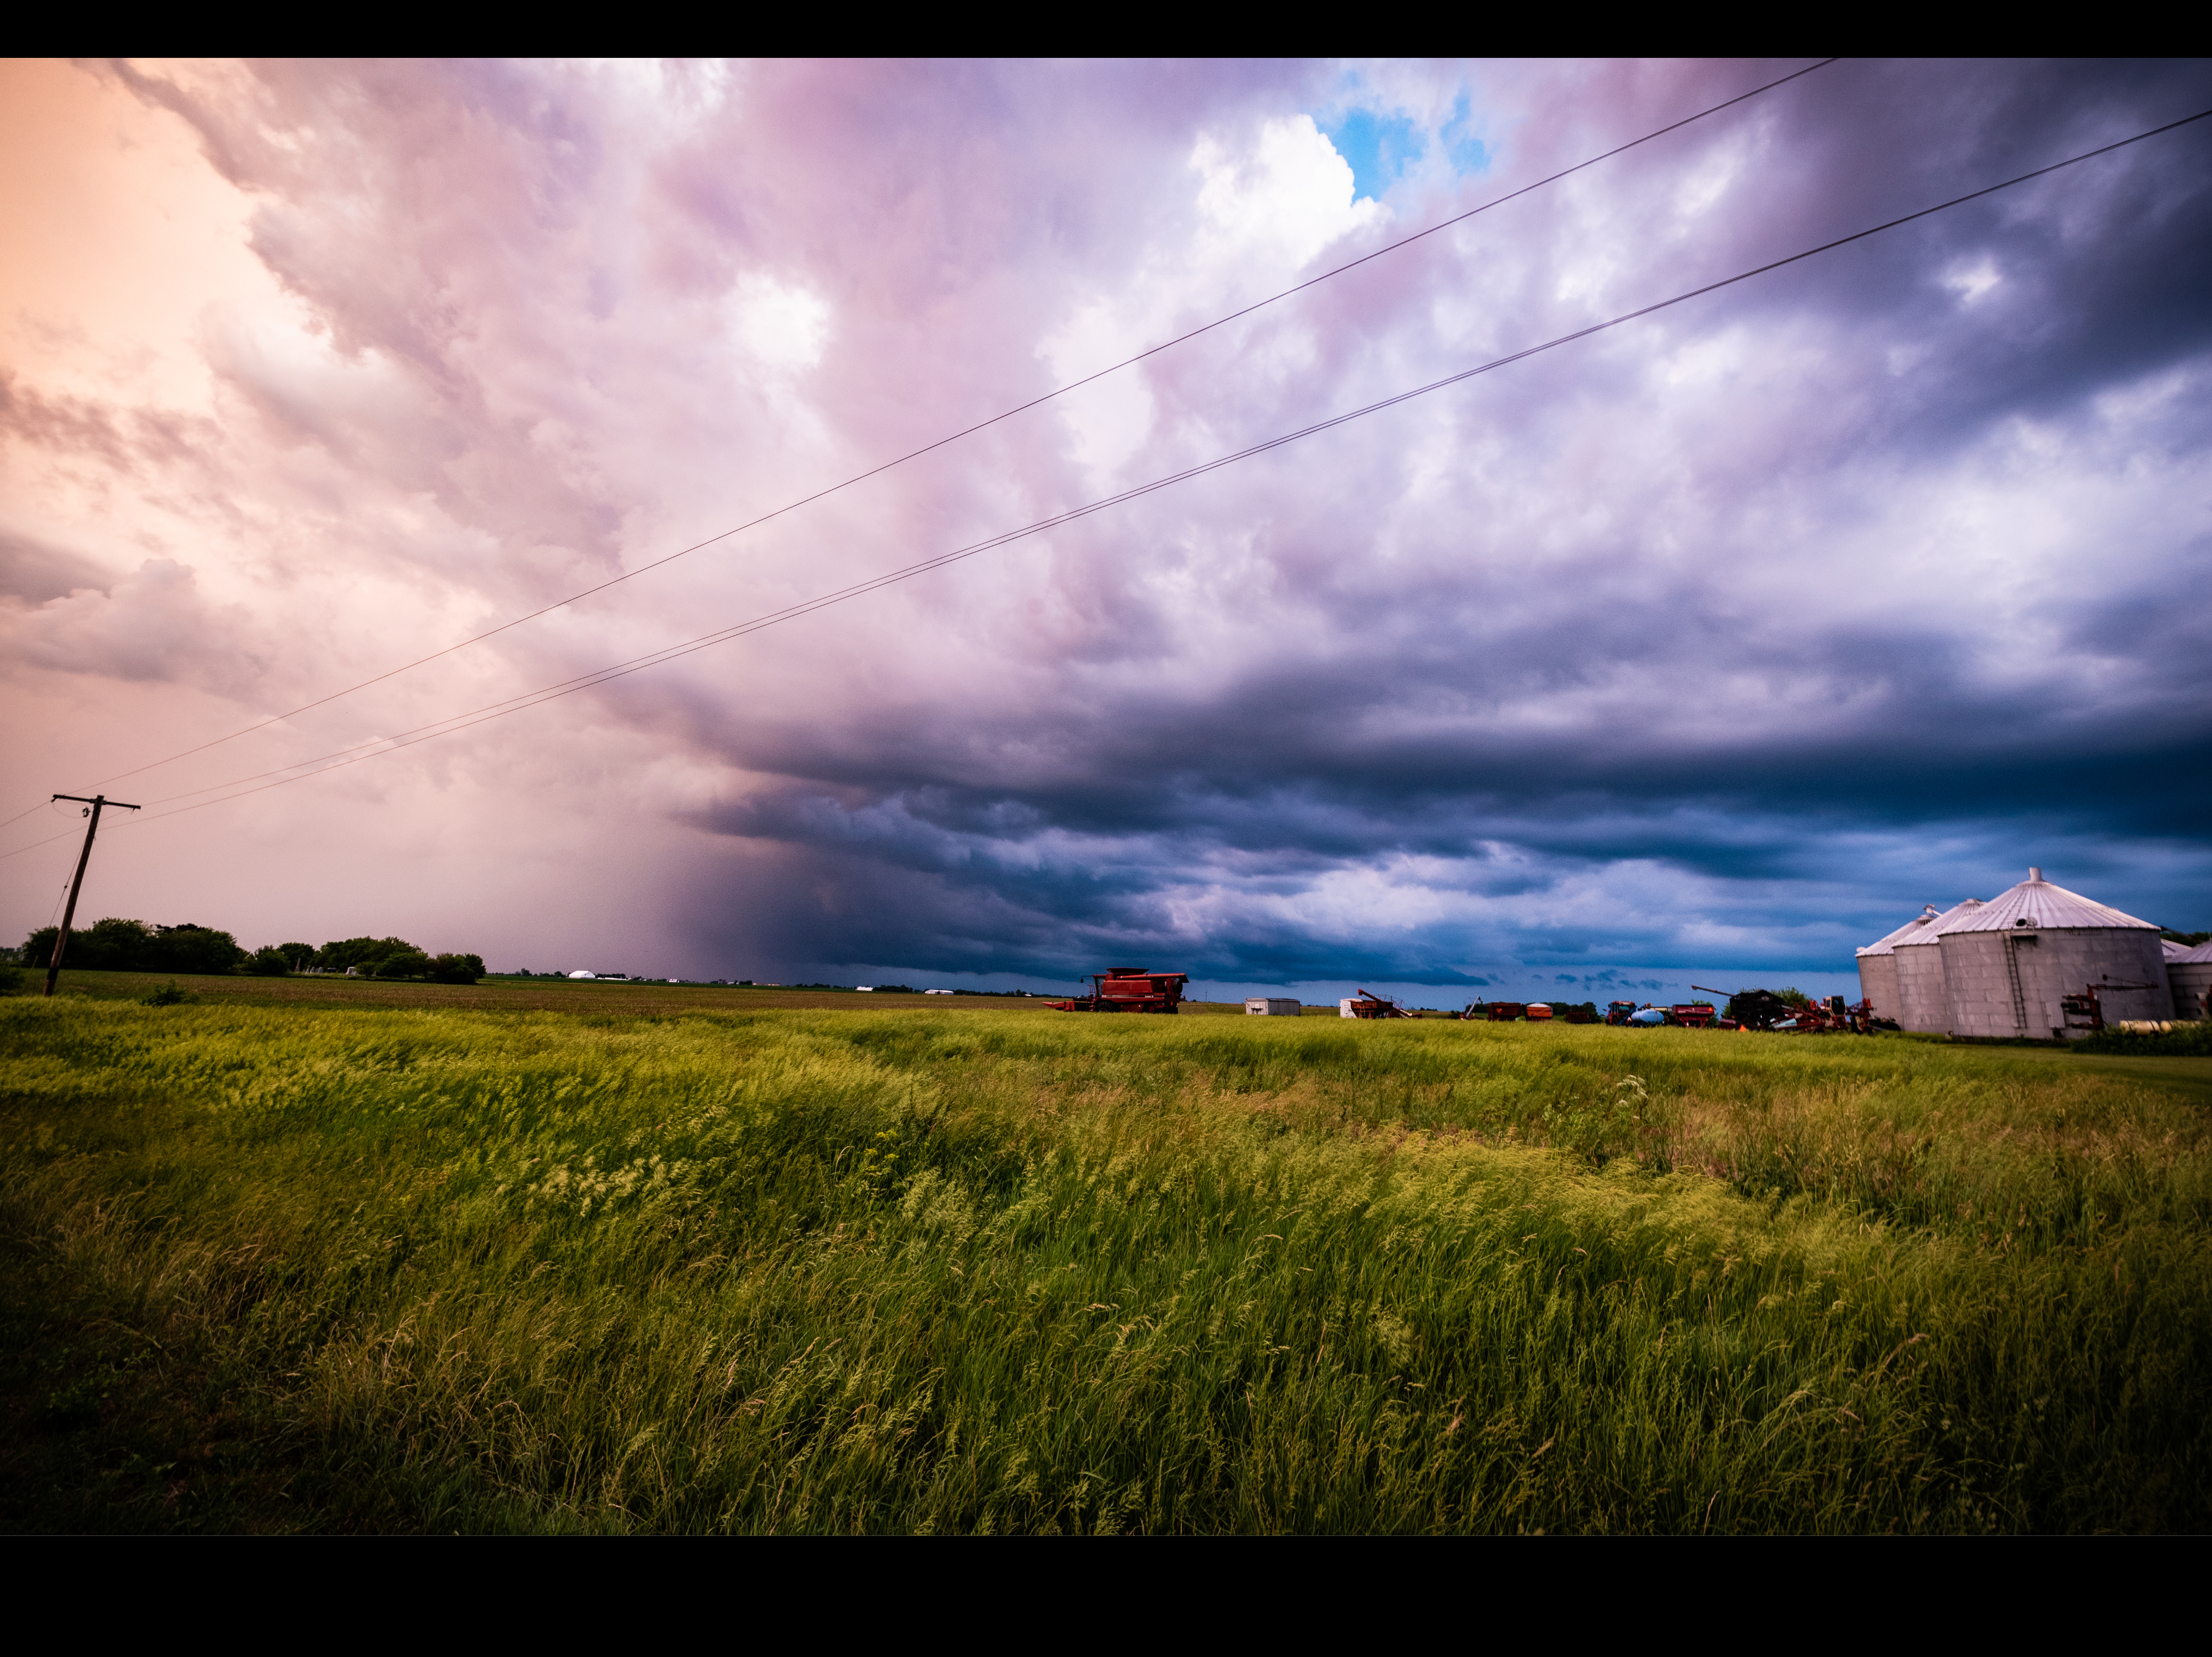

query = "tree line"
[15,921,484,983]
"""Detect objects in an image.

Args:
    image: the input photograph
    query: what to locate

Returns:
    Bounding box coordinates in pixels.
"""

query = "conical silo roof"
[1858,905,1944,957]
[1898,897,1985,943]
[2166,938,2192,960]
[2171,939,2212,964]
[1941,869,2155,933]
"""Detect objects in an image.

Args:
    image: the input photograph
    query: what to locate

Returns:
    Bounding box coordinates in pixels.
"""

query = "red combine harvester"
[1344,989,1414,1019]
[1049,969,1189,1014]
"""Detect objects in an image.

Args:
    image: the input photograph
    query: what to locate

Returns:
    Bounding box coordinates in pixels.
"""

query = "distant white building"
[1245,998,1301,1016]
[568,970,595,980]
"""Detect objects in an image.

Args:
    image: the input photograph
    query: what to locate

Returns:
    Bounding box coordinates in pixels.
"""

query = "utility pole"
[44,793,141,998]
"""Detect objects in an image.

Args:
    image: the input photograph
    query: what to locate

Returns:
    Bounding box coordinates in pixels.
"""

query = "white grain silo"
[2166,939,2212,1022]
[1856,905,1941,1024]
[1894,898,1985,1032]
[1938,868,2166,1039]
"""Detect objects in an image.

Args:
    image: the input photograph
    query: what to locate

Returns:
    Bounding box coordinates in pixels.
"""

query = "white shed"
[1938,869,2166,1038]
[1895,899,1984,1032]
[1856,905,1941,1024]
[1245,998,1302,1016]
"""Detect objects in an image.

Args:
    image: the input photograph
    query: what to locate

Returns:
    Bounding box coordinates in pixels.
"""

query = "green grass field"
[4,986,2208,1532]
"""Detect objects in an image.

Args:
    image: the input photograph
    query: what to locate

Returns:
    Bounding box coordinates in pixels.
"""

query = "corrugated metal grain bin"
[1245,997,1302,1016]
[1857,905,1941,1024]
[1939,869,2166,1039]
[2167,939,2212,1021]
[1896,898,1984,1032]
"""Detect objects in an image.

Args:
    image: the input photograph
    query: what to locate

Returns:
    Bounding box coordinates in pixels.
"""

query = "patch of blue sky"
[1321,108,1425,202]
[1440,90,1489,176]
[1322,91,1491,203]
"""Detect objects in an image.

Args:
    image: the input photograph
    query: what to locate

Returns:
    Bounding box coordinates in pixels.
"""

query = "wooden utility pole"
[44,793,140,998]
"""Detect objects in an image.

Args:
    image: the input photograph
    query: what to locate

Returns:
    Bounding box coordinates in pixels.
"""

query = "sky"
[2,57,2208,1003]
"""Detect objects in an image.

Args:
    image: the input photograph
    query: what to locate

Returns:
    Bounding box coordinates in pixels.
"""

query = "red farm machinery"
[1459,1000,1597,1023]
[1049,969,1190,1014]
[1691,986,1892,1034]
[2060,979,2165,1036]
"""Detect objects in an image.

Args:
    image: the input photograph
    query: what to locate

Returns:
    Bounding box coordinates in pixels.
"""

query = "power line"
[77,59,1838,796]
[5,101,2193,859]
[1,802,97,878]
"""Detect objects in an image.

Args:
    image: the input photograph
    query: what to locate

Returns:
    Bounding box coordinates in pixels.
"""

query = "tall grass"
[3,1001,2207,1532]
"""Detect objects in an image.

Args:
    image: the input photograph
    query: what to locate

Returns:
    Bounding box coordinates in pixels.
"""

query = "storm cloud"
[3,58,2207,991]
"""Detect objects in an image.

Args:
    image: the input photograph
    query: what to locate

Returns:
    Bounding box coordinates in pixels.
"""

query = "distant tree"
[18,918,242,974]
[0,962,22,995]
[71,918,157,971]
[317,937,421,974]
[246,946,291,976]
[148,924,246,975]
[428,952,485,984]
[277,942,317,971]
[372,951,434,978]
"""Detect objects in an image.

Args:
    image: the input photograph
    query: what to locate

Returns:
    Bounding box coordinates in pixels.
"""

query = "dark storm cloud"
[669,59,2212,977]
